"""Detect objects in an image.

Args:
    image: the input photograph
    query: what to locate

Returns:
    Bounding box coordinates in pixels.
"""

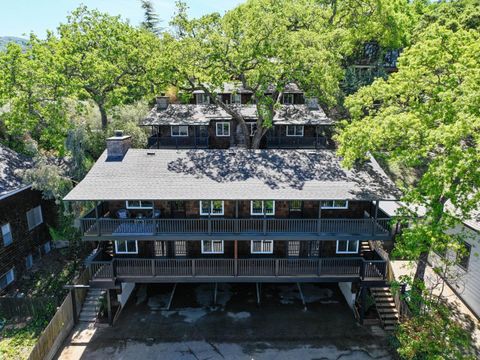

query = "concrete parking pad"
[56,283,393,359]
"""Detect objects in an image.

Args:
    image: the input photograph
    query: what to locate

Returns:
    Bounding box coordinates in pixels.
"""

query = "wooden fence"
[27,268,91,360]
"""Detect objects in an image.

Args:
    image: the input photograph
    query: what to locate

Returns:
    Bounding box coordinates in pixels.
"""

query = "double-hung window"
[232,93,242,104]
[26,206,43,230]
[321,200,349,209]
[336,240,359,254]
[25,254,33,270]
[0,269,15,289]
[174,241,187,256]
[286,125,304,137]
[202,240,224,254]
[171,125,189,137]
[216,122,230,137]
[251,240,274,254]
[126,201,153,209]
[196,93,210,105]
[283,93,295,105]
[200,201,224,216]
[115,240,138,254]
[250,200,275,216]
[1,223,13,246]
[457,241,472,271]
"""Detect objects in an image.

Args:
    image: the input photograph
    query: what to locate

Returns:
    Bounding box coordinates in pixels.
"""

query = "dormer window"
[196,93,210,105]
[286,125,304,137]
[232,93,241,104]
[282,93,295,105]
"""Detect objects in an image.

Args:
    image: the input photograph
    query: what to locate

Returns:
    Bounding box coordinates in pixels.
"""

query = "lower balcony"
[265,136,328,149]
[89,257,388,287]
[81,217,392,241]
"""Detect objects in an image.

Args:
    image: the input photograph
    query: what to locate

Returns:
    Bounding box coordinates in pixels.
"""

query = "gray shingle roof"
[0,143,33,197]
[64,149,400,201]
[141,104,332,126]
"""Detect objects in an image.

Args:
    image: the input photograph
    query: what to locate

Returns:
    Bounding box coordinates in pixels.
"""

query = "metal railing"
[81,217,391,238]
[90,257,387,281]
[265,136,327,149]
[148,136,209,149]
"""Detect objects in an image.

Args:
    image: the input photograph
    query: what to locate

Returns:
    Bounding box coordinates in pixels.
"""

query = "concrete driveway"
[56,283,393,359]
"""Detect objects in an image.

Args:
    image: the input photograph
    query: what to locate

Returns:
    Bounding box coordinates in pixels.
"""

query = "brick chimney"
[156,96,169,110]
[106,130,132,161]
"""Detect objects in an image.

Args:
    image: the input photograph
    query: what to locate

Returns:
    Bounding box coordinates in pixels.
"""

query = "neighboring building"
[0,144,56,293]
[141,84,334,150]
[64,129,401,322]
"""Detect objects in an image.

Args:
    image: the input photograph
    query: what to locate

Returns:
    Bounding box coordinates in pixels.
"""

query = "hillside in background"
[0,36,28,51]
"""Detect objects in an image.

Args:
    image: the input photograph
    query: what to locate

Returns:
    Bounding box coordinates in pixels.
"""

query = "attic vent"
[147,151,155,156]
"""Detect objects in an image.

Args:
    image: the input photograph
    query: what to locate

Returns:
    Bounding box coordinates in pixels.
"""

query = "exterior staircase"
[371,287,400,331]
[360,241,371,256]
[79,288,105,323]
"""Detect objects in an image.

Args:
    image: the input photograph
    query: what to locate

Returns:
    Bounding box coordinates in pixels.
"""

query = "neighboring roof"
[141,104,332,126]
[64,149,401,202]
[0,143,33,197]
[464,211,480,232]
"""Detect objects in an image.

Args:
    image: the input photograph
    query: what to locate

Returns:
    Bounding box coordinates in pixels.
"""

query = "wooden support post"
[151,259,155,277]
[166,283,177,310]
[213,283,218,305]
[317,201,322,234]
[95,201,101,236]
[107,289,112,326]
[234,240,238,276]
[235,200,239,233]
[256,283,261,306]
[263,211,267,235]
[156,125,160,149]
[208,202,212,235]
[297,283,307,311]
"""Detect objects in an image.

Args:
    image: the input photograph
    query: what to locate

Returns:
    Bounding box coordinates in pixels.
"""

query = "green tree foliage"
[167,0,413,148]
[336,0,480,286]
[140,0,161,35]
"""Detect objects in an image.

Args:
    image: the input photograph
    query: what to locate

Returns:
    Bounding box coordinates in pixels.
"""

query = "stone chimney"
[306,97,319,110]
[106,130,132,161]
[156,96,170,110]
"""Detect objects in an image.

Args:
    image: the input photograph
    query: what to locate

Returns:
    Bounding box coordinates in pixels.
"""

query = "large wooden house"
[141,84,334,150]
[64,120,401,322]
[0,144,56,293]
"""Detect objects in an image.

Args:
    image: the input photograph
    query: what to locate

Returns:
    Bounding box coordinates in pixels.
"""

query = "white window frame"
[201,240,224,254]
[115,240,139,254]
[196,93,210,105]
[25,254,33,270]
[26,206,43,231]
[321,200,349,209]
[199,200,225,216]
[250,200,275,216]
[283,93,295,105]
[286,125,304,137]
[171,125,189,137]
[216,122,230,137]
[251,240,274,254]
[174,240,187,257]
[0,268,15,289]
[125,200,154,209]
[1,223,13,246]
[232,93,242,104]
[336,240,359,254]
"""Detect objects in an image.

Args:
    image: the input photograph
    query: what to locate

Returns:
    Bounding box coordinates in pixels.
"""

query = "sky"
[0,0,244,38]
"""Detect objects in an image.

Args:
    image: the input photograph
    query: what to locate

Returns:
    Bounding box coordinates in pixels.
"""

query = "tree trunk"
[251,129,264,149]
[98,103,108,130]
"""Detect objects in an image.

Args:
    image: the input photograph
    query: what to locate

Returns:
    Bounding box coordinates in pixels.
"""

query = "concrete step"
[377,307,397,313]
[383,319,400,325]
[80,310,98,316]
[79,316,97,323]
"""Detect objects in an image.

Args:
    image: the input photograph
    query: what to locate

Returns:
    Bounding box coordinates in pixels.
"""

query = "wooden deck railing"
[265,136,327,149]
[81,217,391,238]
[89,257,387,282]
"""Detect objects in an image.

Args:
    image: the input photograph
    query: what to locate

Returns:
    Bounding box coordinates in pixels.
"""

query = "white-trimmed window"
[336,240,359,254]
[171,125,189,137]
[232,93,242,104]
[126,200,153,209]
[289,200,302,212]
[200,201,224,216]
[25,254,33,270]
[321,200,349,209]
[288,241,301,257]
[286,125,304,137]
[251,240,274,254]
[216,122,230,137]
[196,93,210,105]
[250,200,275,216]
[283,93,295,105]
[26,206,43,230]
[0,268,15,289]
[202,240,224,254]
[1,223,13,246]
[115,240,138,254]
[154,241,167,257]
